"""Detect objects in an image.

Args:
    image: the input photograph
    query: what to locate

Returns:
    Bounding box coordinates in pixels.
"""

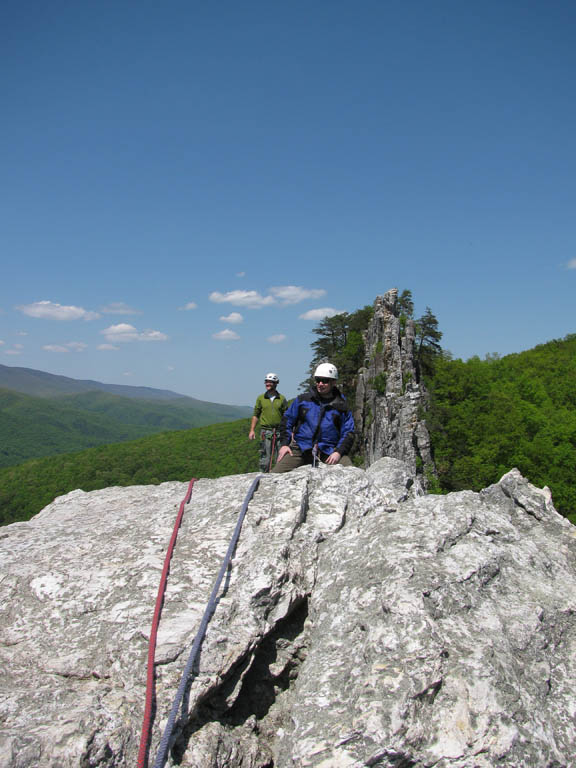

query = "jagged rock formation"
[355,289,435,486]
[1,462,576,767]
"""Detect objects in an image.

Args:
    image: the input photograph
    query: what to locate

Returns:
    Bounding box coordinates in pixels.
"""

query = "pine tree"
[416,306,443,376]
[398,289,414,318]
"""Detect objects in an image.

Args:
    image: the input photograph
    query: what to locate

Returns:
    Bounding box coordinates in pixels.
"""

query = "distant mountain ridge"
[0,364,252,469]
[0,363,239,404]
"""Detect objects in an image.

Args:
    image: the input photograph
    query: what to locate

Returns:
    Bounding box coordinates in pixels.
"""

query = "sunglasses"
[315,377,332,384]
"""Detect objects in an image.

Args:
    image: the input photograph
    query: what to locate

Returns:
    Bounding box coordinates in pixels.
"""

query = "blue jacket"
[280,386,355,456]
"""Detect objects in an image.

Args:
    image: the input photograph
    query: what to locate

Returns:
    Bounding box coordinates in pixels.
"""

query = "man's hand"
[276,445,292,462]
[248,430,256,440]
[324,451,341,465]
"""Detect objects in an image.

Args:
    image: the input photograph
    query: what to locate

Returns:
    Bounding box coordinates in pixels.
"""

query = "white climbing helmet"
[265,372,279,383]
[314,363,338,380]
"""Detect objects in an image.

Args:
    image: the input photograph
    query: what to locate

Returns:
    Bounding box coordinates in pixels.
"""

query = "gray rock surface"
[355,289,435,486]
[1,462,576,767]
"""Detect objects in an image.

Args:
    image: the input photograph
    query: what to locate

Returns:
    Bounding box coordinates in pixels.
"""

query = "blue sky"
[1,1,574,406]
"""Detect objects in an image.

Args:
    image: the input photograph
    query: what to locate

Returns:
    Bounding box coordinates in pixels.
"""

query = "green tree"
[307,306,374,399]
[398,289,414,318]
[416,306,443,376]
[426,334,576,522]
[310,313,351,364]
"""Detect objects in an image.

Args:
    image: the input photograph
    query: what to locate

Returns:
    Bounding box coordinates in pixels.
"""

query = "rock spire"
[355,288,435,486]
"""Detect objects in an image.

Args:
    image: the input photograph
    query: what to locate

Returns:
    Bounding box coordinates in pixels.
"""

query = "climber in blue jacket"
[271,363,355,472]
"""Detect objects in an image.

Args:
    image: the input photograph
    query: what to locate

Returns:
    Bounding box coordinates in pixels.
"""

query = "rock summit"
[1,460,576,767]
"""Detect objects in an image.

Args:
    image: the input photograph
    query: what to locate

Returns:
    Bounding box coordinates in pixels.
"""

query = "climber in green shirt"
[249,372,288,472]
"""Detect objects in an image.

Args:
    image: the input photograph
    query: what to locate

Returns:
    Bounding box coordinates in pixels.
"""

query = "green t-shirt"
[253,391,288,429]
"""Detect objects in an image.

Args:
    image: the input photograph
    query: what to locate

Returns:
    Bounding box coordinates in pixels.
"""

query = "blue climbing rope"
[152,474,262,768]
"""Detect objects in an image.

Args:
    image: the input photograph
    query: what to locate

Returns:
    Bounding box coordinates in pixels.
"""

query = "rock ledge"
[1,461,575,767]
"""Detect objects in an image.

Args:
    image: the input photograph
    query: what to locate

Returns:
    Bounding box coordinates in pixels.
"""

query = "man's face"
[315,377,334,396]
[265,379,277,391]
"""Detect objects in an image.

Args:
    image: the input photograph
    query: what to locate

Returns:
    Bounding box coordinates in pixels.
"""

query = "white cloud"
[299,308,343,321]
[209,290,276,309]
[270,286,326,305]
[566,258,576,269]
[122,371,133,377]
[2,343,23,354]
[17,300,100,321]
[236,271,246,278]
[97,343,120,351]
[212,329,240,341]
[101,323,169,343]
[66,342,88,351]
[100,302,141,315]
[209,286,327,309]
[267,334,287,344]
[220,312,243,324]
[16,331,28,336]
[179,301,198,311]
[141,330,169,341]
[101,324,139,342]
[43,344,69,353]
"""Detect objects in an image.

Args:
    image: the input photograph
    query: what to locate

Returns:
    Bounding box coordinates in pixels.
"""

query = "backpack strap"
[292,394,307,433]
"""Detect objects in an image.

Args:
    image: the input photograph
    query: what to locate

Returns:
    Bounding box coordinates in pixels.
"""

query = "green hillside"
[0,418,258,526]
[0,387,251,468]
[426,334,576,522]
[56,391,250,429]
[0,389,154,467]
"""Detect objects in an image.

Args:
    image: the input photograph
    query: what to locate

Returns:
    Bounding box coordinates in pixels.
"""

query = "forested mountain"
[0,418,257,526]
[426,335,576,518]
[0,363,250,413]
[0,389,157,467]
[0,363,201,400]
[0,388,251,468]
[0,364,251,467]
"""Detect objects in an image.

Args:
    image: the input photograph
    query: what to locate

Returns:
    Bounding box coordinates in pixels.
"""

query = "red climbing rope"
[267,429,277,472]
[137,478,197,768]
[152,474,262,768]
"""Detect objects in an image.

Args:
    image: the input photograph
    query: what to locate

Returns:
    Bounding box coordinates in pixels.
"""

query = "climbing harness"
[259,428,279,472]
[309,403,326,469]
[267,429,278,472]
[312,443,319,468]
[138,474,262,768]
